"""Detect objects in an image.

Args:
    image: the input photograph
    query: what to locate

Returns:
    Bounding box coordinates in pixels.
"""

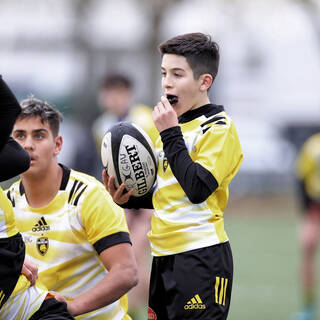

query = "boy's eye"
[15,134,25,140]
[34,134,44,139]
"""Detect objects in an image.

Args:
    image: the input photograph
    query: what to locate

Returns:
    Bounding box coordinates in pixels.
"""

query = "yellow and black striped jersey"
[0,186,19,239]
[149,104,243,256]
[296,133,320,201]
[7,165,132,320]
[0,278,47,320]
[0,186,48,319]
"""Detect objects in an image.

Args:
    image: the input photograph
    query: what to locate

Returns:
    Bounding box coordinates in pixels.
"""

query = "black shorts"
[29,298,74,320]
[148,242,233,320]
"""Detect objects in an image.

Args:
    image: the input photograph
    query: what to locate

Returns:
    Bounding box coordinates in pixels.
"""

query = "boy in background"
[293,132,320,320]
[104,32,243,319]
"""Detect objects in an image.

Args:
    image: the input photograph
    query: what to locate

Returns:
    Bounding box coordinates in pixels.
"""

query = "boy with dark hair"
[104,32,243,319]
[8,96,138,319]
[0,75,74,320]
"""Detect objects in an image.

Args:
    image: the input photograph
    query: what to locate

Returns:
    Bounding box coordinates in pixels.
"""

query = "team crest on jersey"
[163,157,168,172]
[147,307,157,320]
[36,237,49,256]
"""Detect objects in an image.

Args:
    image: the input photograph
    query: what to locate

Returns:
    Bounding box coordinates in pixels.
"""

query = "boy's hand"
[153,96,179,133]
[102,169,134,205]
[22,257,38,286]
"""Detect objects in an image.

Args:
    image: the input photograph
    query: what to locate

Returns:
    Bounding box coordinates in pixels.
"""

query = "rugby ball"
[101,122,158,197]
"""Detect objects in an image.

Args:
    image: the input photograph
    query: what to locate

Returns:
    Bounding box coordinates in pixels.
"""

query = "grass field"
[226,194,320,320]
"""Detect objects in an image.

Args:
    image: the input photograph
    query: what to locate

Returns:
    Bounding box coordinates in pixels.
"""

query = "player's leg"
[292,204,320,320]
[125,208,152,318]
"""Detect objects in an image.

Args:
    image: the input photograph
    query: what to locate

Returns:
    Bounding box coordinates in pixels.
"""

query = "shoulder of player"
[5,180,21,196]
[300,133,320,157]
[67,169,106,203]
[197,111,234,135]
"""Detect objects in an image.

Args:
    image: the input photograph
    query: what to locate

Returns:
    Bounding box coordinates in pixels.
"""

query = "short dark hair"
[19,96,63,137]
[158,32,220,81]
[100,73,132,90]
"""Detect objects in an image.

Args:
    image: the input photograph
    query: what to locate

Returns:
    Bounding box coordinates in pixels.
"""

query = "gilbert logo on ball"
[101,122,158,197]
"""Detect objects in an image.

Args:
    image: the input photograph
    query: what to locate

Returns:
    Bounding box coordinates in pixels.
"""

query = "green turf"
[226,215,319,320]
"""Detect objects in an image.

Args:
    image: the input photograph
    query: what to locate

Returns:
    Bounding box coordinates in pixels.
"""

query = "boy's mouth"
[167,95,178,105]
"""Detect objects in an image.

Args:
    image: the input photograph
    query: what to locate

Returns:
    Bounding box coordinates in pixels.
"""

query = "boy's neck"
[21,164,63,208]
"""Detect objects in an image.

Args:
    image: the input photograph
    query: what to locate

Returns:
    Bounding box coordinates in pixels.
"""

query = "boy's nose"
[23,137,35,151]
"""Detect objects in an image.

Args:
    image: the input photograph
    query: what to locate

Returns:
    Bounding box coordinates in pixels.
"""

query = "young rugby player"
[292,133,320,320]
[7,97,138,319]
[0,75,74,320]
[104,32,243,319]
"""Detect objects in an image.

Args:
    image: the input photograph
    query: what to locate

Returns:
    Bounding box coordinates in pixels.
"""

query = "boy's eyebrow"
[13,128,49,135]
[161,66,185,72]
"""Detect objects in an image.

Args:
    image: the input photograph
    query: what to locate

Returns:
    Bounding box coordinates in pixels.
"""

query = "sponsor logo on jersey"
[147,307,157,319]
[32,217,50,232]
[184,294,206,310]
[36,237,49,256]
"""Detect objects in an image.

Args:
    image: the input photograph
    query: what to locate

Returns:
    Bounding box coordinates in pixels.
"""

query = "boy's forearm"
[67,264,138,316]
[160,126,218,203]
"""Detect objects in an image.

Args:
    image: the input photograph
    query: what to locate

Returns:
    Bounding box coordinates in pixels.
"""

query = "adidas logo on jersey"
[184,294,206,310]
[32,216,50,232]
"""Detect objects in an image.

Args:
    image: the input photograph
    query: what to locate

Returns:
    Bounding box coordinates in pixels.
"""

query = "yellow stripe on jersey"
[296,133,320,200]
[0,278,47,320]
[0,187,19,238]
[148,111,242,256]
[9,168,131,320]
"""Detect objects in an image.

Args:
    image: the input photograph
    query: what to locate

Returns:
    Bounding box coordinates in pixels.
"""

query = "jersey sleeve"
[195,121,243,186]
[80,184,131,253]
[295,144,313,180]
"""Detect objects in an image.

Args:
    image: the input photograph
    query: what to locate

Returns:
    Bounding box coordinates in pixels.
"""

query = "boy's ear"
[54,135,63,156]
[199,74,213,92]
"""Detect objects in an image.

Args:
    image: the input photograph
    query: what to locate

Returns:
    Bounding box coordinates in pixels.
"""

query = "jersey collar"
[178,104,225,124]
[19,163,71,195]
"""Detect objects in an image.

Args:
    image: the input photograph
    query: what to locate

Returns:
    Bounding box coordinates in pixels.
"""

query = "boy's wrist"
[160,126,182,143]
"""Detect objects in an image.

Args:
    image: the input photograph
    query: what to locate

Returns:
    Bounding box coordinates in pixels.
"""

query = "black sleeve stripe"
[200,116,226,127]
[68,180,79,203]
[74,181,84,194]
[6,191,15,207]
[73,186,87,206]
[93,232,131,255]
[202,120,227,134]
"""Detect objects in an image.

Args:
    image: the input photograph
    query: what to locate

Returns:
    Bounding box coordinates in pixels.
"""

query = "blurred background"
[1,0,320,319]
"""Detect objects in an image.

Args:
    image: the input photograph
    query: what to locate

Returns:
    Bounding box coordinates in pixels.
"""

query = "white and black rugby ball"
[101,122,158,197]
